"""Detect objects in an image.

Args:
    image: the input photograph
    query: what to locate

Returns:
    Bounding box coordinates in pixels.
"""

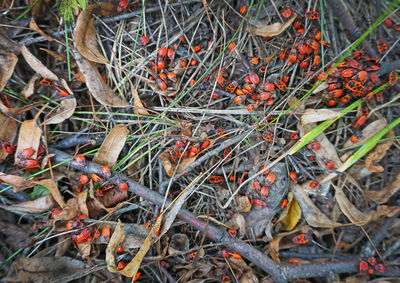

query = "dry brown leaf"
[364,173,400,204]
[21,74,40,98]
[364,130,394,172]
[21,45,59,81]
[6,256,91,283]
[0,111,17,161]
[54,198,79,226]
[77,190,88,217]
[342,118,387,152]
[106,222,125,271]
[0,51,18,92]
[0,102,41,116]
[93,124,129,167]
[132,88,150,115]
[29,17,54,41]
[74,2,115,64]
[334,186,369,225]
[0,33,21,54]
[73,49,129,107]
[249,13,297,37]
[287,96,305,111]
[292,184,341,227]
[236,195,252,213]
[34,179,65,209]
[15,118,42,163]
[44,98,77,125]
[301,109,341,125]
[0,194,55,213]
[159,148,197,177]
[0,173,36,192]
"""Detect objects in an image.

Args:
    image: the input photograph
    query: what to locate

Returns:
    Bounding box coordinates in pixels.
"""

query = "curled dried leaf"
[0,111,17,161]
[301,109,341,125]
[365,173,400,204]
[0,195,55,213]
[74,2,116,64]
[21,45,59,81]
[15,118,42,162]
[44,98,77,125]
[29,17,54,41]
[334,186,369,225]
[132,88,150,116]
[249,13,297,37]
[0,172,36,192]
[364,130,394,172]
[73,49,129,107]
[0,51,18,92]
[21,74,40,98]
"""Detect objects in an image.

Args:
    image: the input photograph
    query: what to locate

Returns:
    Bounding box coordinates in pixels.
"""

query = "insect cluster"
[359,256,386,275]
[16,146,46,169]
[75,154,128,197]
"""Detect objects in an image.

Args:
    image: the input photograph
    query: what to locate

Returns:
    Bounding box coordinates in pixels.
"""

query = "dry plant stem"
[53,134,105,149]
[325,0,379,59]
[48,148,400,281]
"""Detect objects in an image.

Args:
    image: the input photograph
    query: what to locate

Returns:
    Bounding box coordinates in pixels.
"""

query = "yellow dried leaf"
[44,98,77,125]
[0,51,18,92]
[277,193,301,231]
[334,186,369,225]
[249,13,297,37]
[93,125,129,167]
[15,119,42,162]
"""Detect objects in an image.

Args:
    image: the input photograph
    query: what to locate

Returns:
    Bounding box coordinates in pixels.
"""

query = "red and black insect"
[254,199,267,208]
[95,189,104,198]
[260,186,269,200]
[169,147,180,163]
[353,115,367,128]
[280,48,288,61]
[215,128,228,138]
[17,159,38,168]
[55,86,70,97]
[116,178,128,191]
[102,226,110,242]
[327,83,342,91]
[138,36,149,46]
[282,8,291,18]
[217,250,230,258]
[288,48,297,63]
[310,181,320,190]
[249,57,259,65]
[359,260,368,275]
[322,158,335,169]
[289,171,298,183]
[367,256,377,266]
[223,146,233,160]
[307,142,321,151]
[1,94,10,107]
[352,50,364,59]
[350,132,362,143]
[281,198,288,209]
[18,148,35,160]
[228,228,237,238]
[102,166,112,178]
[292,234,309,244]
[340,95,351,104]
[80,175,89,184]
[305,10,320,19]
[51,208,63,218]
[91,174,103,183]
[39,78,51,87]
[75,154,86,166]
[102,182,114,191]
[329,89,344,98]
[229,252,242,259]
[208,175,224,184]
[187,251,197,262]
[262,130,274,142]
[248,71,260,84]
[201,140,210,151]
[376,38,388,54]
[274,78,287,92]
[222,275,231,282]
[299,57,311,69]
[117,0,128,12]
[117,261,126,270]
[341,68,358,78]
[189,143,201,157]
[265,173,276,186]
[375,263,385,273]
[290,132,299,140]
[66,219,81,230]
[252,180,261,194]
[388,71,398,86]
[345,80,366,93]
[1,141,15,154]
[225,81,238,93]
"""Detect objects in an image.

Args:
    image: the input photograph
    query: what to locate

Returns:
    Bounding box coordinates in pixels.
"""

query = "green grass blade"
[339,116,400,172]
[15,0,39,21]
[288,82,389,155]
